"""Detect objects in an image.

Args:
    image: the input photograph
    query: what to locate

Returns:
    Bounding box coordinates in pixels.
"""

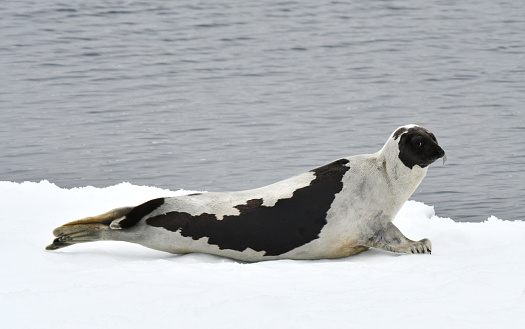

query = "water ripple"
[1,0,524,221]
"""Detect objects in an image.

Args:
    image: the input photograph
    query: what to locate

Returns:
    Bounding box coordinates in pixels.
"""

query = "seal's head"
[393,125,446,169]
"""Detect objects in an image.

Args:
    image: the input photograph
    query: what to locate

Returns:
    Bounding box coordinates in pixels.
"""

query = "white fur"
[151,172,317,220]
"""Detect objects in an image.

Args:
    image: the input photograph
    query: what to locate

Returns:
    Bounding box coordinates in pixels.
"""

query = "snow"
[0,180,524,329]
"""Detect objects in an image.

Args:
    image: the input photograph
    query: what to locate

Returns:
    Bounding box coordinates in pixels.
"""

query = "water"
[1,0,524,222]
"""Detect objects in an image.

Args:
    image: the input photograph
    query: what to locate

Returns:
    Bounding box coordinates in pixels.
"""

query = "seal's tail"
[46,207,133,250]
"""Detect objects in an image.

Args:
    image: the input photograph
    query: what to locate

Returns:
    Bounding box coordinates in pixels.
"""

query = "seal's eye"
[412,139,423,148]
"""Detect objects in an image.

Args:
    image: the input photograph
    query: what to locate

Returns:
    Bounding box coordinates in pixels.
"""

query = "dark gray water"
[1,0,524,222]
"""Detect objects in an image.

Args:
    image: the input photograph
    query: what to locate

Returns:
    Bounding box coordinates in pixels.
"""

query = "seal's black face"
[394,126,446,169]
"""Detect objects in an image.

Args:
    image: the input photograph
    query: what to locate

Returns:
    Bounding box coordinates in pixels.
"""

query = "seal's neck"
[375,138,428,202]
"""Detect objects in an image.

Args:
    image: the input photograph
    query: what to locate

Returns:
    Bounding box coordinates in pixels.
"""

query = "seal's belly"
[131,226,364,261]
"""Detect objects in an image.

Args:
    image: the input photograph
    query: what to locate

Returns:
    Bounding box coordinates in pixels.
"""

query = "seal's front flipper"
[46,206,133,251]
[402,238,432,254]
[363,222,432,255]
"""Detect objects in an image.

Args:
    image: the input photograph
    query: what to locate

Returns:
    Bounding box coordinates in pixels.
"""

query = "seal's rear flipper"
[46,206,133,250]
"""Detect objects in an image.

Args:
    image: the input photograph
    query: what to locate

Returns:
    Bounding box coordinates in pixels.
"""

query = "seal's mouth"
[424,149,446,166]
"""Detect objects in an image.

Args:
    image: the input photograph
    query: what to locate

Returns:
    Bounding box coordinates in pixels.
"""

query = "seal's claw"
[404,238,432,254]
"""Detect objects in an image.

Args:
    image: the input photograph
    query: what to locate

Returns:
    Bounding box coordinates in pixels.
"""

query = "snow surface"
[0,181,524,329]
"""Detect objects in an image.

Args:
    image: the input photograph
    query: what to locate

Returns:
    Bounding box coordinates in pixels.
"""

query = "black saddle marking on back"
[147,159,350,256]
